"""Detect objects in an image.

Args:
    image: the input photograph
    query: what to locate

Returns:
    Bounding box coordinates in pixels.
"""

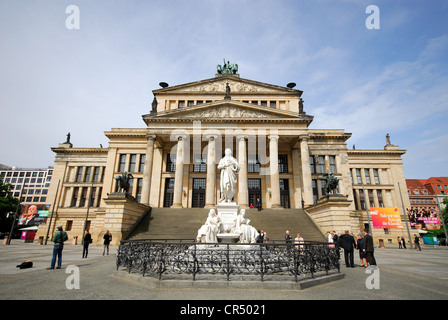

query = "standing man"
[339,230,356,268]
[82,229,92,258]
[48,225,68,269]
[363,229,376,266]
[217,148,240,203]
[414,234,422,251]
[285,230,292,243]
[256,197,262,211]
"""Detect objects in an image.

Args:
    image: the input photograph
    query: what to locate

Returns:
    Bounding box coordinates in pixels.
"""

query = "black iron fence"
[116,239,340,282]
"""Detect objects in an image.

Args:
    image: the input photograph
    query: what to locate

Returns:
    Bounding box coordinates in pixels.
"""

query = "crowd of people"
[326,229,376,268]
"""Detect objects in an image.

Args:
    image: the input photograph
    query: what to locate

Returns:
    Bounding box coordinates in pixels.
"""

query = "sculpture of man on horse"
[323,172,339,195]
[115,171,134,194]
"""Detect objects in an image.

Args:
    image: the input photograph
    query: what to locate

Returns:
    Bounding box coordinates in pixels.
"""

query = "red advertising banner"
[370,207,403,229]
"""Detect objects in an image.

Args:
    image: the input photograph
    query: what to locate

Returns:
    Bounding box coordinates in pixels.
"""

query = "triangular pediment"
[143,100,313,123]
[153,75,302,96]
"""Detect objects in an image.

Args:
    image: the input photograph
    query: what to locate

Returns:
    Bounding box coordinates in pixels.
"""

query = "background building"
[406,177,447,233]
[0,165,53,228]
[407,177,448,211]
[0,165,53,205]
[34,67,413,245]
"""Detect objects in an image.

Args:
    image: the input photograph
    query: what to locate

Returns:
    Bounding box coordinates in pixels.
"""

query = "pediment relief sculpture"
[181,106,274,119]
[182,80,279,94]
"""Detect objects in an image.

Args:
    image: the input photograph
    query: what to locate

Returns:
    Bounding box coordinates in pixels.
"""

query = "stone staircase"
[127,207,326,242]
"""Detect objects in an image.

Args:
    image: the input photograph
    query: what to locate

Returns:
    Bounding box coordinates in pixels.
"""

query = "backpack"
[16,260,33,269]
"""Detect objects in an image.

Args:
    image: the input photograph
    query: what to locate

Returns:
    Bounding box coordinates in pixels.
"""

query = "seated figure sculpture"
[196,209,222,243]
[233,209,258,244]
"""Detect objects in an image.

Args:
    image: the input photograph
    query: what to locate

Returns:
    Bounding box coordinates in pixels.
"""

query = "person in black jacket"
[338,230,356,268]
[82,229,92,258]
[363,229,376,266]
[103,230,112,255]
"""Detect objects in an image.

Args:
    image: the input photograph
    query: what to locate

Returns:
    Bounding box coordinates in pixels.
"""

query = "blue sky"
[0,0,447,179]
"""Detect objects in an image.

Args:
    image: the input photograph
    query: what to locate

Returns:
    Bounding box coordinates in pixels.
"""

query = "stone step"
[128,207,326,242]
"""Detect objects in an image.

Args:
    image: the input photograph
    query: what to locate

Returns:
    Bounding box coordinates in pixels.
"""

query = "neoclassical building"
[37,66,412,244]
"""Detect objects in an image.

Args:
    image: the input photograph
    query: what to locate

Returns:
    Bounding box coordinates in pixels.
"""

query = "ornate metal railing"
[116,239,340,282]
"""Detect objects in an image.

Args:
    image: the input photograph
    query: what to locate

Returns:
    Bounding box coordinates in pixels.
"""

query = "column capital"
[172,132,189,141]
[236,134,248,141]
[204,133,219,141]
[299,134,309,142]
[268,134,279,141]
[145,134,157,142]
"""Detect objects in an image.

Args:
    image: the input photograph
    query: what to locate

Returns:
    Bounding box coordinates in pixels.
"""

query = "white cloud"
[309,34,448,150]
[403,134,448,178]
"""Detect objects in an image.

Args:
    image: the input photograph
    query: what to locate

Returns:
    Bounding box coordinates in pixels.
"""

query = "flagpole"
[45,180,60,245]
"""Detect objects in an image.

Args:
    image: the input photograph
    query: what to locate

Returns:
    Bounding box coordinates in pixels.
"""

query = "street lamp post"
[6,182,26,245]
[82,182,94,243]
[45,180,60,245]
[361,182,373,239]
[398,182,413,249]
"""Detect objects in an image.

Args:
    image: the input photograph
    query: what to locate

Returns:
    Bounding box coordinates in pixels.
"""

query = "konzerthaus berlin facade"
[37,66,412,244]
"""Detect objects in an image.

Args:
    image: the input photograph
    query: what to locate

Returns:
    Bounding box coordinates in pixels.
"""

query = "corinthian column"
[205,135,216,208]
[140,134,156,205]
[237,135,248,208]
[171,136,185,208]
[300,135,313,206]
[269,135,282,208]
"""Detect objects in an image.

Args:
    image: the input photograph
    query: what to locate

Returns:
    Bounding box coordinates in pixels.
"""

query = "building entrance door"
[192,178,206,208]
[163,178,175,207]
[248,178,261,208]
[280,179,290,208]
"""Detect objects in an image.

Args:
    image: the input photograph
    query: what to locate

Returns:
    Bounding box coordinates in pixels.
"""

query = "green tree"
[0,176,19,235]
[428,197,448,243]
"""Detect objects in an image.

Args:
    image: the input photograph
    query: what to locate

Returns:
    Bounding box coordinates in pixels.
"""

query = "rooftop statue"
[217,59,238,74]
[150,96,158,115]
[65,132,71,144]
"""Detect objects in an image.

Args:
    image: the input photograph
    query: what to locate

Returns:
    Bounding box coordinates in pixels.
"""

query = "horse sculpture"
[115,171,134,193]
[217,59,238,74]
[323,172,339,195]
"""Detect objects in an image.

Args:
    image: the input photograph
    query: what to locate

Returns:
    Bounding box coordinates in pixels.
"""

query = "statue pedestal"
[306,194,355,235]
[216,233,240,244]
[216,202,239,230]
[101,192,150,245]
[216,202,240,243]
